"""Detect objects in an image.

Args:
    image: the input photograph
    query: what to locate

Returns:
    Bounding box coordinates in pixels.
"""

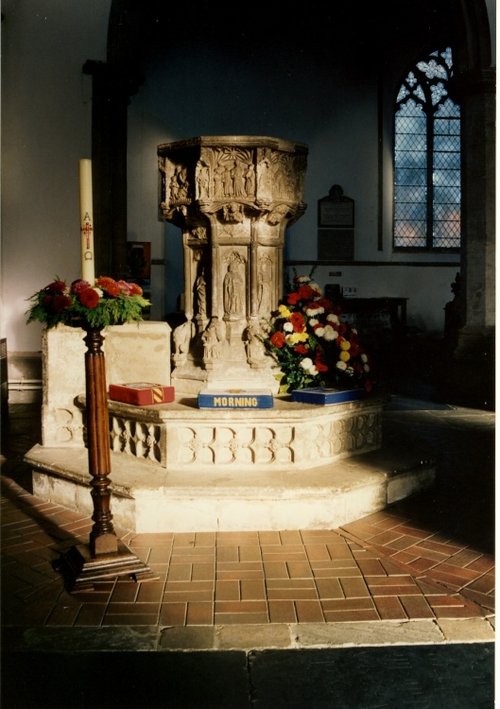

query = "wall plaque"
[318,184,354,227]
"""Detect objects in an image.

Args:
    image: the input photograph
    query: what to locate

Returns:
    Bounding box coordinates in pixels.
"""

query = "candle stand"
[54,326,157,592]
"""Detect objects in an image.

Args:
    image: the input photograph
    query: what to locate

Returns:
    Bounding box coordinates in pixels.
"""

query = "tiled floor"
[0,398,495,650]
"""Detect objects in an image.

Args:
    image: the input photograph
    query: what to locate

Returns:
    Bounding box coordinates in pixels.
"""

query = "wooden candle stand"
[54,326,157,592]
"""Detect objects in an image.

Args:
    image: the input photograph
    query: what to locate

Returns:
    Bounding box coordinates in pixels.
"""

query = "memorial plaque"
[318,184,354,227]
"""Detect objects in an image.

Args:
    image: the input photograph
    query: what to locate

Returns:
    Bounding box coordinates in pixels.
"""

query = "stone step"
[26,443,435,533]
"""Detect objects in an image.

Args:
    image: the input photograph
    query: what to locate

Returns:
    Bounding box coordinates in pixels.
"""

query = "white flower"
[361,353,368,363]
[283,322,294,332]
[299,357,317,375]
[305,305,324,317]
[323,325,338,341]
[327,313,339,325]
[309,317,319,326]
[363,364,370,373]
[336,360,347,371]
[309,281,322,295]
[315,326,325,337]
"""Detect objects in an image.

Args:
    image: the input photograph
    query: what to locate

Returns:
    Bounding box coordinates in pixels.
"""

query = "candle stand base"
[53,540,159,593]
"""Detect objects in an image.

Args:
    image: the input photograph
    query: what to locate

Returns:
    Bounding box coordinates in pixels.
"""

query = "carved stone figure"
[173,320,192,361]
[202,317,225,360]
[223,260,244,317]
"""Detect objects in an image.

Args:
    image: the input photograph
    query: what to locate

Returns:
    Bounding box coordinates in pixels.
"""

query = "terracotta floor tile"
[268,600,297,623]
[262,561,289,579]
[311,564,361,578]
[373,595,407,620]
[295,600,325,622]
[406,557,439,574]
[167,563,192,581]
[214,611,269,624]
[74,603,107,626]
[163,586,213,603]
[46,603,82,626]
[323,608,380,622]
[159,602,186,625]
[467,573,495,595]
[266,588,318,601]
[447,548,484,568]
[356,558,387,576]
[287,561,313,578]
[216,564,264,581]
[215,600,267,615]
[266,578,316,590]
[191,562,215,581]
[432,604,484,619]
[147,546,173,564]
[258,531,281,545]
[399,595,435,619]
[194,532,216,546]
[172,532,196,546]
[240,579,266,600]
[217,531,260,545]
[315,577,344,600]
[136,581,165,602]
[186,601,213,624]
[467,555,495,573]
[339,577,370,598]
[110,581,139,603]
[303,544,332,561]
[215,579,240,600]
[106,601,161,616]
[216,546,239,562]
[238,545,262,562]
[416,539,464,556]
[260,546,308,561]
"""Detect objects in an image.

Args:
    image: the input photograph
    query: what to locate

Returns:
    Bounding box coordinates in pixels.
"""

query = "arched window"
[393,47,461,250]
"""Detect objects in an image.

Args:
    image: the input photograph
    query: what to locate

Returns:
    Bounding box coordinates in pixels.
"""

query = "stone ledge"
[26,440,435,532]
[3,619,494,653]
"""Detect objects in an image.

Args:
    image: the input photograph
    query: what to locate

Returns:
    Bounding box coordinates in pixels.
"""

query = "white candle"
[79,159,95,283]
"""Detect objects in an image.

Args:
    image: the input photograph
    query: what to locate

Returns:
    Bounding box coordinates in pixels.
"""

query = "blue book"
[291,387,365,405]
[198,389,274,409]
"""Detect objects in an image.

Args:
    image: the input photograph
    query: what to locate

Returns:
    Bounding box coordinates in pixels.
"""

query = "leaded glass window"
[393,47,461,250]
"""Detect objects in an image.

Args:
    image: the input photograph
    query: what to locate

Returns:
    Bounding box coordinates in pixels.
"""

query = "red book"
[109,382,175,406]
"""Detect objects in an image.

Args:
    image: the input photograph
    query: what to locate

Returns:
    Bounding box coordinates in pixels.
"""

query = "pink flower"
[70,279,92,295]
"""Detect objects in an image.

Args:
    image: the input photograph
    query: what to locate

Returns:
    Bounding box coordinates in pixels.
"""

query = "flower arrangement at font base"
[264,271,373,394]
[26,276,150,330]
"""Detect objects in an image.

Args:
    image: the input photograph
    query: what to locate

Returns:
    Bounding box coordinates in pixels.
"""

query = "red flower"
[96,276,120,297]
[314,352,329,373]
[287,291,300,305]
[270,331,286,348]
[294,344,309,354]
[78,288,100,309]
[44,280,66,295]
[290,311,305,332]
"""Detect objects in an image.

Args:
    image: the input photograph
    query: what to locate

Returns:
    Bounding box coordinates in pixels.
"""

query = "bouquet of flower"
[265,273,373,393]
[26,276,150,330]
